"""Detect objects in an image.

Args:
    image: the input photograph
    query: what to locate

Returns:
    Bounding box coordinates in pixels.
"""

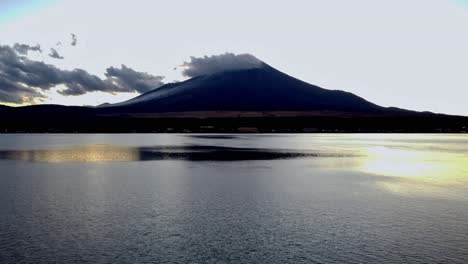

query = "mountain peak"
[103,61,385,114]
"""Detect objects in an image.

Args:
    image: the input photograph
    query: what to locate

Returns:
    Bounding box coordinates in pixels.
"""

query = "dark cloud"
[48,48,64,59]
[58,65,165,96]
[0,44,165,104]
[105,65,165,94]
[71,33,77,46]
[12,43,42,55]
[0,77,45,104]
[181,53,263,78]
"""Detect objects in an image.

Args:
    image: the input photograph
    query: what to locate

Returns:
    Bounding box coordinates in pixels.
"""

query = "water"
[0,134,467,263]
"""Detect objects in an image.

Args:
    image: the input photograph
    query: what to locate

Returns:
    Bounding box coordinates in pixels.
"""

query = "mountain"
[101,63,387,113]
[1,62,467,132]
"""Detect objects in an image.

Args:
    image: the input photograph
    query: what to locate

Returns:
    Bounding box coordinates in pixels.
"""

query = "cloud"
[0,77,46,104]
[181,52,263,78]
[58,65,165,96]
[12,43,42,55]
[0,43,165,104]
[48,48,64,59]
[105,65,165,94]
[71,33,77,46]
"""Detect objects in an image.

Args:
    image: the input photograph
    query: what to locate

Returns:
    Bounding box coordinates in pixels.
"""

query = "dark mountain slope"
[102,64,385,113]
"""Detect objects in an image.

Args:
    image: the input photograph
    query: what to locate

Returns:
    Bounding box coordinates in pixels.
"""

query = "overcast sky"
[1,0,468,115]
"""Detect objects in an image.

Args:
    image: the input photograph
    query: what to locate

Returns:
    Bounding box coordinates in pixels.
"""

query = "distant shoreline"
[1,117,467,133]
[2,107,467,133]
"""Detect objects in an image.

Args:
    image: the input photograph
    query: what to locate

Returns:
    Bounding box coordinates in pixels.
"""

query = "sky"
[0,0,468,115]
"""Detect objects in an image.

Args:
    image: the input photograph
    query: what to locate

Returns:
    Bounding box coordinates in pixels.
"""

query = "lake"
[0,134,467,263]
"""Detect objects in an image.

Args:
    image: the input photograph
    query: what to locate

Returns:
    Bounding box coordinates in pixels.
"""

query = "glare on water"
[356,136,468,198]
[3,145,140,163]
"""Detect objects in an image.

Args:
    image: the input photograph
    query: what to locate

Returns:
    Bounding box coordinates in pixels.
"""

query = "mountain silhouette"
[1,61,467,132]
[102,63,387,113]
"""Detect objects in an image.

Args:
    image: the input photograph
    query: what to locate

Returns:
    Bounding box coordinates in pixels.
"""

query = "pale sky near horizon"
[1,0,468,115]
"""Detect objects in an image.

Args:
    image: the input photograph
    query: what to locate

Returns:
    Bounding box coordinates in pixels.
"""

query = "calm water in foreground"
[0,134,467,264]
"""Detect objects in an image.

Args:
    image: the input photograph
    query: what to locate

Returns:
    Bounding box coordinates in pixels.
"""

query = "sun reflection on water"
[4,145,140,163]
[359,145,468,197]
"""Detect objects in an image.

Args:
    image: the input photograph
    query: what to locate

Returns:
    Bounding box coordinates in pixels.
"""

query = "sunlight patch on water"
[1,145,140,163]
[359,145,468,198]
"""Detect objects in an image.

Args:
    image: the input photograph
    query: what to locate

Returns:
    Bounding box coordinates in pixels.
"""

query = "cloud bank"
[60,65,165,96]
[0,43,165,104]
[181,53,262,78]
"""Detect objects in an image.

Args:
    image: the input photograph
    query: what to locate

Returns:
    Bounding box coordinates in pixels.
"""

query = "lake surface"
[0,134,467,264]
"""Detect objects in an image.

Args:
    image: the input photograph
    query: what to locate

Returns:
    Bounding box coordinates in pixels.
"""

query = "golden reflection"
[359,146,468,197]
[6,145,139,163]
